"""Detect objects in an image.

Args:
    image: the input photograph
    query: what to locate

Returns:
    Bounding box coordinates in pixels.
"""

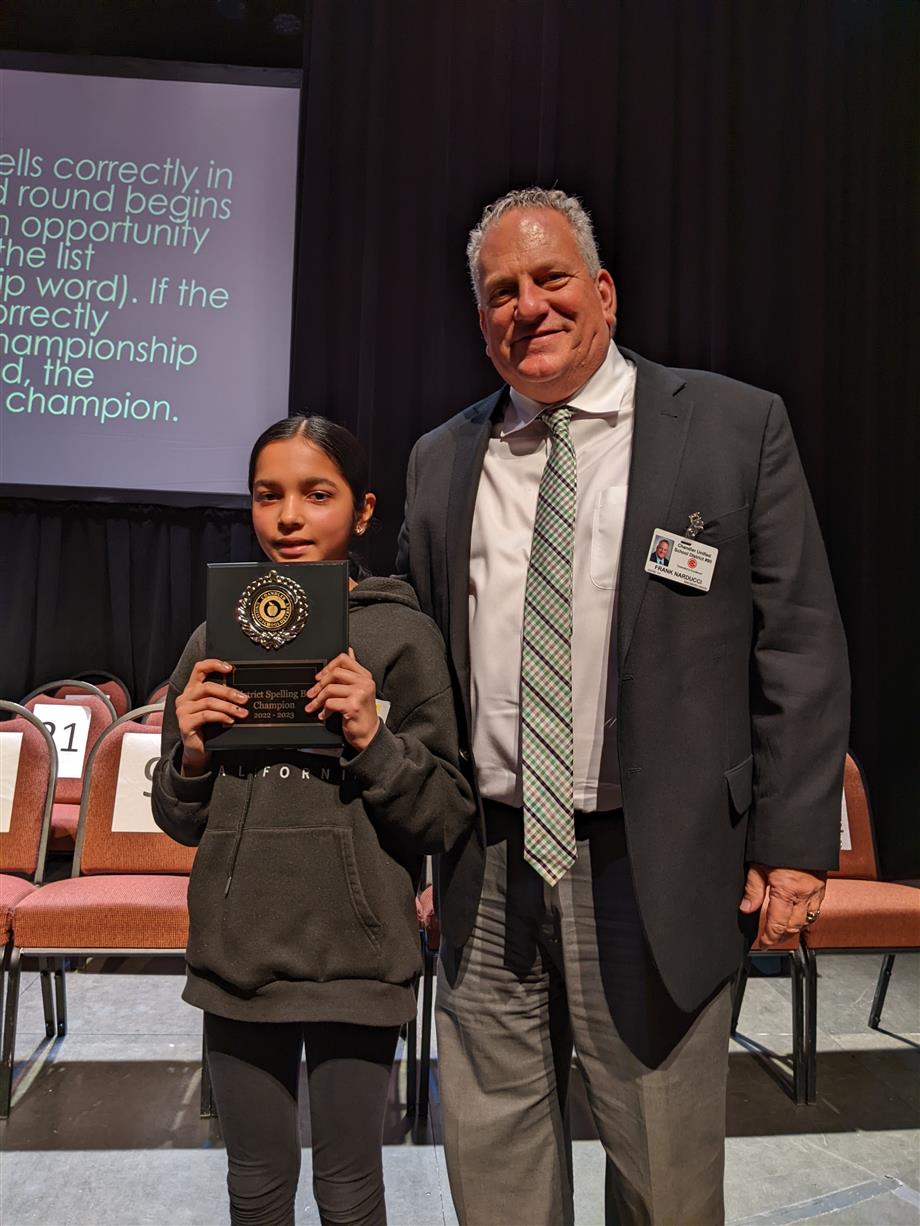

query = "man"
[397,188,849,1225]
[650,536,672,566]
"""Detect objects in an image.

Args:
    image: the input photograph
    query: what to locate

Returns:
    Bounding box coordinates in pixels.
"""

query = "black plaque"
[205,560,348,750]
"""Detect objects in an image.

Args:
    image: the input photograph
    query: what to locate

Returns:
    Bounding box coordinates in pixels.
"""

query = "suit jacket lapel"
[445,390,504,732]
[617,350,693,668]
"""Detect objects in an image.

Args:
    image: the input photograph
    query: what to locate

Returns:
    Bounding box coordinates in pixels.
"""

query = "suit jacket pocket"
[701,504,750,545]
[724,755,753,817]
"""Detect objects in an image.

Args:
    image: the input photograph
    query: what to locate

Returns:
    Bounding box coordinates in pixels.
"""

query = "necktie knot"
[542,405,572,441]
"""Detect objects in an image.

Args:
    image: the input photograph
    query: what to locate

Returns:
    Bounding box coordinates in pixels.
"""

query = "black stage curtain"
[2,1,918,874]
[0,498,257,703]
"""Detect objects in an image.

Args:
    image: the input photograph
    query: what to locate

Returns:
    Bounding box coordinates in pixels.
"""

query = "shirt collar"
[502,341,632,438]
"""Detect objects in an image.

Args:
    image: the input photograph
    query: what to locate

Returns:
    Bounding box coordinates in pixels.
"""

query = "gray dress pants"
[436,803,732,1226]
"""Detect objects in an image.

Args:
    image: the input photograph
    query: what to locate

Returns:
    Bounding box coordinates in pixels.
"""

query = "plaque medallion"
[236,569,309,650]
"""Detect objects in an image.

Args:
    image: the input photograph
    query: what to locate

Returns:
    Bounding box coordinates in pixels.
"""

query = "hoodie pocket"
[187,826,382,992]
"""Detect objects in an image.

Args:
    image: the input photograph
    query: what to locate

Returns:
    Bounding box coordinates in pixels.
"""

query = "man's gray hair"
[466,187,603,305]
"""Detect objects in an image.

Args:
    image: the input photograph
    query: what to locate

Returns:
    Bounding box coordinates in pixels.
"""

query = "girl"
[152,415,475,1226]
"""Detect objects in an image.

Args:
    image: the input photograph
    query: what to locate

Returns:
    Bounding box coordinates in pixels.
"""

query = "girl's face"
[251,436,374,564]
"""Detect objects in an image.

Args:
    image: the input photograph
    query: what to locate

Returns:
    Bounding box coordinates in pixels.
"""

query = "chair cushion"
[10,875,189,950]
[49,802,79,850]
[0,875,37,943]
[803,879,920,949]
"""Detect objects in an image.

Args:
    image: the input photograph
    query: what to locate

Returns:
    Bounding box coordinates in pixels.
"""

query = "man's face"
[656,540,670,559]
[476,208,617,405]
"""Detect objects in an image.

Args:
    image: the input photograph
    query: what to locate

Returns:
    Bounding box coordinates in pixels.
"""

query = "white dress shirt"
[468,341,637,811]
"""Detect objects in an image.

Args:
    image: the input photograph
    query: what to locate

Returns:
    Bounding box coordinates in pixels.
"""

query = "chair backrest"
[21,677,117,720]
[72,670,133,716]
[0,702,57,882]
[74,707,194,876]
[24,693,116,805]
[831,752,878,881]
[145,681,170,707]
[58,680,130,718]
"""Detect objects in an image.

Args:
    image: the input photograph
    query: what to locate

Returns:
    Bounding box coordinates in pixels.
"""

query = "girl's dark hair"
[247,413,370,520]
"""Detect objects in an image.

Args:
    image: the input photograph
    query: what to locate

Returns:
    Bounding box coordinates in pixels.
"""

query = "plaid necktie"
[521,406,577,885]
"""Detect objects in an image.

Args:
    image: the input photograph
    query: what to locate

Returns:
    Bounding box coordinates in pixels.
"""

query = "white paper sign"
[840,788,851,852]
[0,731,24,834]
[32,703,91,779]
[111,732,162,833]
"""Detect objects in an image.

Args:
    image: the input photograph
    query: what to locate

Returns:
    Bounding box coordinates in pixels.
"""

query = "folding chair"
[0,701,58,1044]
[21,686,116,852]
[800,754,920,1102]
[1,703,194,1116]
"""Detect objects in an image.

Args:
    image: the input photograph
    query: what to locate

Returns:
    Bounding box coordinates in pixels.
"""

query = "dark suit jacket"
[395,348,850,1011]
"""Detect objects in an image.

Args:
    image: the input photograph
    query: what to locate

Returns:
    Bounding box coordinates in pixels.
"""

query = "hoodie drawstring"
[224,772,255,898]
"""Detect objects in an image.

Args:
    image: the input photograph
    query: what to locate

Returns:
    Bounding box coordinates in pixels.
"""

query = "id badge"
[645,529,718,592]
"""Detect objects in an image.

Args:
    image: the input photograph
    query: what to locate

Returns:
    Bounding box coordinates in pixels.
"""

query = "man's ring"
[805,910,820,924]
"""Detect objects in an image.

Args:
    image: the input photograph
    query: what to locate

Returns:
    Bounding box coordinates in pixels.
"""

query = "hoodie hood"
[349,576,421,612]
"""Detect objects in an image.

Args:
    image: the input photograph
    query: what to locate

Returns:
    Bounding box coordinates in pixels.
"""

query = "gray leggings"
[204,1013,400,1226]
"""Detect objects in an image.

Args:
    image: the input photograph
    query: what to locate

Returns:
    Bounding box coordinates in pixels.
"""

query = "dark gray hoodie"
[152,577,476,1026]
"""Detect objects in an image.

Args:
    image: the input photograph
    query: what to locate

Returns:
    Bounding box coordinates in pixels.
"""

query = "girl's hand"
[175,659,249,774]
[306,649,379,752]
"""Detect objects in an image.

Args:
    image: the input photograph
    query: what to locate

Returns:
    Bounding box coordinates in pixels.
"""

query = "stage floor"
[2,951,918,1226]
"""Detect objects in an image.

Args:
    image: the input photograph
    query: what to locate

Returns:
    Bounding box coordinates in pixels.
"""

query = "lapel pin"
[686,512,705,539]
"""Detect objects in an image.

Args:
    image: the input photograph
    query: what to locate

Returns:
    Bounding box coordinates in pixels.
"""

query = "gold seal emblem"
[236,569,308,650]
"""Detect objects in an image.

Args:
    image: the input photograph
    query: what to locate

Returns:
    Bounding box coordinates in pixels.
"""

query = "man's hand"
[739,864,828,947]
[415,885,441,949]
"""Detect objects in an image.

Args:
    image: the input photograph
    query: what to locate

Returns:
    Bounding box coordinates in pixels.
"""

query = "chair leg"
[38,958,56,1039]
[0,943,9,1040]
[731,957,750,1034]
[200,1020,216,1119]
[404,1016,417,1117]
[53,959,67,1036]
[1,947,23,1118]
[868,954,896,1030]
[789,947,806,1105]
[801,943,818,1104]
[418,943,436,1120]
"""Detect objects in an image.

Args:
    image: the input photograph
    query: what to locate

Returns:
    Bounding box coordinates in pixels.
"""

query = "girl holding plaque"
[152,415,475,1226]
